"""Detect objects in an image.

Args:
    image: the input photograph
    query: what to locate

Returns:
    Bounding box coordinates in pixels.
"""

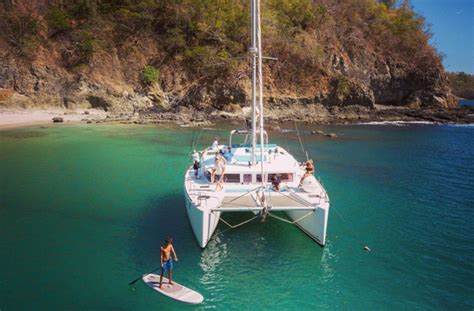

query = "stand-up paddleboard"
[142,274,204,304]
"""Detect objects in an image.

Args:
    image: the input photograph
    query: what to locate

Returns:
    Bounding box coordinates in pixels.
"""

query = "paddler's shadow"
[128,193,197,269]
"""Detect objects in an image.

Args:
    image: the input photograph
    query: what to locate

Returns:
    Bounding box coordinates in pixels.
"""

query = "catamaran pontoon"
[184,0,330,248]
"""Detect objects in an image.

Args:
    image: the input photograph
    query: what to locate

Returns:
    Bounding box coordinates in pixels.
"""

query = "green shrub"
[142,65,160,85]
[184,46,213,64]
[46,7,70,36]
[77,31,95,64]
[269,0,316,32]
[335,75,350,97]
[0,13,41,58]
[70,0,91,19]
[114,8,154,36]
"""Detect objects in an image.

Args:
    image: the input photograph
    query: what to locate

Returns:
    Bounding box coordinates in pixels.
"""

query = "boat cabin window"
[243,174,252,184]
[224,174,240,183]
[277,173,293,182]
[260,173,294,183]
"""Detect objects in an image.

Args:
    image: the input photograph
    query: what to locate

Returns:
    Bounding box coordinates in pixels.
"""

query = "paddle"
[128,266,162,286]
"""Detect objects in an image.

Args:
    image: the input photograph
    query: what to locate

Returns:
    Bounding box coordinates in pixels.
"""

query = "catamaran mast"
[250,0,266,188]
[250,0,257,166]
[256,0,265,188]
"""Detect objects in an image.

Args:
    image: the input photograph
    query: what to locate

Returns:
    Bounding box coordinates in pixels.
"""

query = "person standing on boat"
[159,238,178,288]
[192,150,201,178]
[211,138,219,151]
[214,156,225,191]
[299,159,315,186]
[192,150,200,163]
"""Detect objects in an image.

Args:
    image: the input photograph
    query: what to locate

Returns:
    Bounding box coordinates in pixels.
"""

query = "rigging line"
[294,120,309,161]
[212,215,260,238]
[183,127,202,181]
[218,214,260,229]
[194,128,203,150]
[267,210,315,225]
[267,186,272,207]
[190,128,196,150]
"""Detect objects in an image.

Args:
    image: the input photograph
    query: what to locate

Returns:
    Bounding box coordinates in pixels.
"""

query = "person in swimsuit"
[271,174,281,191]
[159,238,178,288]
[299,159,315,186]
[214,156,225,191]
[210,152,220,183]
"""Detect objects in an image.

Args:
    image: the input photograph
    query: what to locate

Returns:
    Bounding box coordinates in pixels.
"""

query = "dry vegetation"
[447,72,474,99]
[0,0,452,111]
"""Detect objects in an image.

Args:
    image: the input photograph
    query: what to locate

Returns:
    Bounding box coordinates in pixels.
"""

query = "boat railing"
[229,129,268,147]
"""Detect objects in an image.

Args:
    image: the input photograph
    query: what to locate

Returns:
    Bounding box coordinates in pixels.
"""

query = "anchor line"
[330,203,370,251]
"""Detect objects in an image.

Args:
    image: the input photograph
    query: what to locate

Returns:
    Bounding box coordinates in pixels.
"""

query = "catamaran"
[184,0,330,248]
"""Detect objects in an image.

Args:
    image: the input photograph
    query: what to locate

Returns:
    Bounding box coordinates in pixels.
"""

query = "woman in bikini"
[299,159,315,186]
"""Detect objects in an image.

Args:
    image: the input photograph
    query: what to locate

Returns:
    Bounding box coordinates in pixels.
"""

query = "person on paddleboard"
[160,238,178,288]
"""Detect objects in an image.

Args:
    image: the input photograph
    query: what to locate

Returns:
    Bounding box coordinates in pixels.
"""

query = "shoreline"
[1,106,473,130]
[0,108,107,130]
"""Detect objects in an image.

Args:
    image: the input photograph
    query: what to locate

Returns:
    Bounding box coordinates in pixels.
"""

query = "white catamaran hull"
[185,191,221,248]
[285,206,328,246]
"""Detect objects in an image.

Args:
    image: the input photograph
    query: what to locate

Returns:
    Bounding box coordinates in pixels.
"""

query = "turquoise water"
[0,123,473,310]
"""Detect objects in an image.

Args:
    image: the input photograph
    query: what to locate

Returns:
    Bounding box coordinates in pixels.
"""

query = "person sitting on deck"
[271,175,281,191]
[299,159,315,186]
[159,238,178,289]
[221,147,233,162]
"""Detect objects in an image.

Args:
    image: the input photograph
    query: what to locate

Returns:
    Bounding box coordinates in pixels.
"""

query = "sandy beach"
[0,108,107,129]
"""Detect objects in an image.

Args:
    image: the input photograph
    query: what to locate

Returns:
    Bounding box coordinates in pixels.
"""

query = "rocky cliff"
[0,0,461,123]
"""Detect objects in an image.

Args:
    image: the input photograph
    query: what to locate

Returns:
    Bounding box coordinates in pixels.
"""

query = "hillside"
[447,72,474,99]
[0,0,462,123]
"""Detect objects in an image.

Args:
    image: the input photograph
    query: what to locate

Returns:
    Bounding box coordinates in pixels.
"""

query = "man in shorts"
[159,238,178,288]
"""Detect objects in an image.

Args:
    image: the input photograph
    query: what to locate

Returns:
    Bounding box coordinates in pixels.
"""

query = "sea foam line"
[356,121,436,126]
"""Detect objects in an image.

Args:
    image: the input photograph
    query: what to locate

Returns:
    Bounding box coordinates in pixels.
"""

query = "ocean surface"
[0,122,473,310]
[459,99,474,107]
